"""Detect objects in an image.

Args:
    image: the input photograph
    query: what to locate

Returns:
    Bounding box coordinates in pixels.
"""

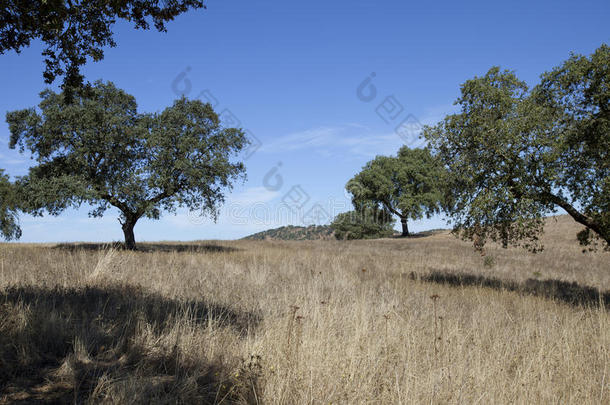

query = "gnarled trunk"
[400,217,409,237]
[121,217,138,250]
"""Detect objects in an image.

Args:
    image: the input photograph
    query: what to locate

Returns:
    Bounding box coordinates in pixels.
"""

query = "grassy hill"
[242,224,334,240]
[0,214,607,403]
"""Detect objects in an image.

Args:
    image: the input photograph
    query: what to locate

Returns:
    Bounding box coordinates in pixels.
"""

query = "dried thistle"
[430,294,441,361]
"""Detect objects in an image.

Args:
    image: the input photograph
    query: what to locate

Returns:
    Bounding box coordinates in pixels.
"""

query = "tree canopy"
[1,0,205,96]
[331,202,395,240]
[7,81,247,249]
[346,147,445,236]
[424,44,610,252]
[0,169,21,240]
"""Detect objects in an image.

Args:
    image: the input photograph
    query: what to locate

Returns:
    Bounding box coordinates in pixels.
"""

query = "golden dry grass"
[0,215,608,403]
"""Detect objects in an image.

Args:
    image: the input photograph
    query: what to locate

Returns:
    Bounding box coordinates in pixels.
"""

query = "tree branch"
[135,188,174,217]
[380,199,404,219]
[99,192,131,217]
[541,191,607,241]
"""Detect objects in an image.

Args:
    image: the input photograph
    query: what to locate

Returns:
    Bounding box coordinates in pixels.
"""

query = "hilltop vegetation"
[242,224,334,241]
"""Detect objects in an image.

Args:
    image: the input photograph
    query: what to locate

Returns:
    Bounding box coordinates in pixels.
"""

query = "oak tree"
[424,44,610,251]
[346,147,445,237]
[7,81,247,249]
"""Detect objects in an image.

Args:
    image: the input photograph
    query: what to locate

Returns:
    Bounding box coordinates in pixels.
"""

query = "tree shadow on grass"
[392,229,447,239]
[407,270,610,310]
[53,242,240,254]
[0,285,261,404]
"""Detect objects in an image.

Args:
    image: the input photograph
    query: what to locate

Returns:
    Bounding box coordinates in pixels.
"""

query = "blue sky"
[1,0,609,242]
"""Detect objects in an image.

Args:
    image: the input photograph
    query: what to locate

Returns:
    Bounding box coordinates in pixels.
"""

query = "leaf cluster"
[424,45,610,251]
[346,146,446,221]
[1,0,205,97]
[331,203,395,240]
[7,81,247,226]
[0,169,21,240]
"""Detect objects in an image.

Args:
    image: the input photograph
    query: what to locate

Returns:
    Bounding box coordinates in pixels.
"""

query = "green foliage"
[346,147,446,236]
[331,204,395,240]
[1,0,205,97]
[0,169,21,240]
[7,81,247,249]
[243,225,334,241]
[424,44,610,252]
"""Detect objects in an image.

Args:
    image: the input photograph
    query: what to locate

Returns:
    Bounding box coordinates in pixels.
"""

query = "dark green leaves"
[1,0,205,97]
[6,81,247,248]
[346,147,446,222]
[0,170,21,240]
[144,97,248,220]
[424,44,610,252]
[331,204,395,240]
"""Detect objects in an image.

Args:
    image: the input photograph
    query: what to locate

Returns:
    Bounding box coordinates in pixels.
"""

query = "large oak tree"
[7,81,247,249]
[424,44,610,252]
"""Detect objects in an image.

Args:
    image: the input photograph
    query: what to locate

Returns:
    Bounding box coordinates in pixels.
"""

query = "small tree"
[346,147,445,237]
[424,44,610,251]
[1,0,205,97]
[0,169,21,240]
[7,81,247,249]
[331,203,395,240]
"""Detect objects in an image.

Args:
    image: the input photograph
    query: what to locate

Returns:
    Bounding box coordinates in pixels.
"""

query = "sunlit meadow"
[0,215,608,403]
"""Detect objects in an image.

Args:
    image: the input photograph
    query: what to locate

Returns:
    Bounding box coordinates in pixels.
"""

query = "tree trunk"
[400,217,409,237]
[122,218,138,250]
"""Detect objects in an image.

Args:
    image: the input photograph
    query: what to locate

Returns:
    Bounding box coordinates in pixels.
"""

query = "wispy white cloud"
[260,125,403,158]
[258,104,456,159]
[259,126,350,153]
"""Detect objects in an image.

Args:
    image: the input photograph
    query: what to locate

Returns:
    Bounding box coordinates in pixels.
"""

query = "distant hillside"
[242,225,334,241]
[241,215,580,242]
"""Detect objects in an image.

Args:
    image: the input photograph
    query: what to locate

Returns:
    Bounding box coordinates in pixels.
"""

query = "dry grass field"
[0,215,608,404]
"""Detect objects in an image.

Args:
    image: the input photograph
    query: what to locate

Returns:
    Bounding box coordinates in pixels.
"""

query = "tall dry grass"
[0,215,608,403]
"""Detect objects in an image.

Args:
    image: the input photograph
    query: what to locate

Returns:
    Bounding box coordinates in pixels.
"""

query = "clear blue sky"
[1,0,609,242]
